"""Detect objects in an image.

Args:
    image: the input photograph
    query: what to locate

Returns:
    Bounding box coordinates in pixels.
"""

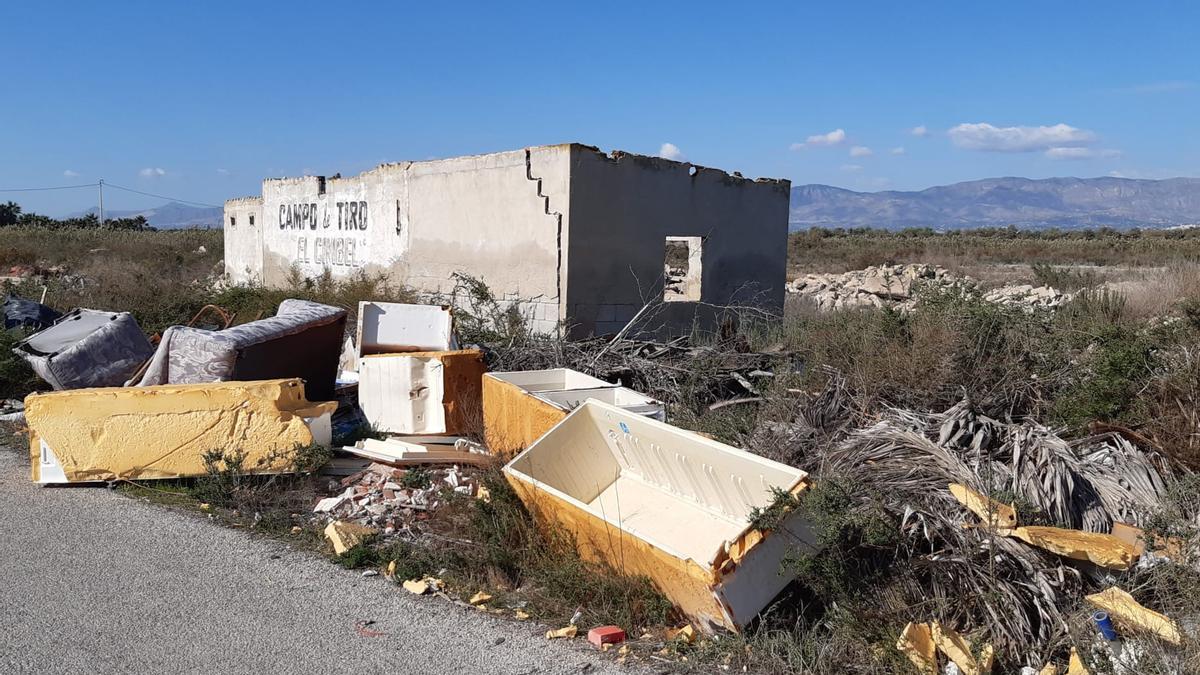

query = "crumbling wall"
[563,146,790,338]
[223,196,264,284]
[234,147,570,334]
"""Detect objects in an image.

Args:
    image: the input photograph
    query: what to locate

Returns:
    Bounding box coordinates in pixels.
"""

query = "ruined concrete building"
[224,143,790,337]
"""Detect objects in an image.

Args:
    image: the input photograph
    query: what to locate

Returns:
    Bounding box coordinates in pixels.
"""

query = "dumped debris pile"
[786,263,1072,311]
[763,384,1187,666]
[316,461,484,535]
[787,263,953,310]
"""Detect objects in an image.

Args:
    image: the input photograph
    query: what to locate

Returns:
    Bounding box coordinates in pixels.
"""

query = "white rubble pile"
[787,263,1072,312]
[313,461,482,535]
[982,284,1072,310]
[786,264,955,311]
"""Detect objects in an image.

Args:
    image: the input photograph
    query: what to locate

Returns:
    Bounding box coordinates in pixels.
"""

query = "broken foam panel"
[26,378,335,484]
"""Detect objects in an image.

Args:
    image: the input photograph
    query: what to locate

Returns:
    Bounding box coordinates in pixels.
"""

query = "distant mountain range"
[789,177,1200,230]
[73,202,222,229]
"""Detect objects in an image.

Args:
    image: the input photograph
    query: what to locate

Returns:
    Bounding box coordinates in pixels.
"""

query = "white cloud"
[791,128,847,150]
[849,145,873,157]
[948,122,1096,152]
[1111,80,1195,95]
[890,146,906,155]
[909,125,930,137]
[1045,147,1121,160]
[63,169,80,178]
[216,168,231,175]
[139,167,166,177]
[840,163,863,172]
[658,142,686,161]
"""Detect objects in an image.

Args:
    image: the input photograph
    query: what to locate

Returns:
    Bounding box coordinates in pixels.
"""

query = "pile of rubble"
[316,461,484,536]
[787,263,1072,311]
[983,283,1072,310]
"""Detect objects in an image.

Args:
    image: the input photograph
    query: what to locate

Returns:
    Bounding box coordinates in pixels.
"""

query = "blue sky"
[2,1,1197,216]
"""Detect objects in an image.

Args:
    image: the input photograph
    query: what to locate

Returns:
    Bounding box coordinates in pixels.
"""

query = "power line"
[0,182,99,192]
[103,182,222,208]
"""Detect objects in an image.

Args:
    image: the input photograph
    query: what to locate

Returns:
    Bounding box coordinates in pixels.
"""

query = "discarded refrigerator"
[26,378,334,484]
[503,400,820,632]
[13,308,154,390]
[354,301,483,435]
[483,368,664,457]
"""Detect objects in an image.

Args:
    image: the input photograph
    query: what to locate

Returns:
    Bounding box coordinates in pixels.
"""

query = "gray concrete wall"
[562,146,790,338]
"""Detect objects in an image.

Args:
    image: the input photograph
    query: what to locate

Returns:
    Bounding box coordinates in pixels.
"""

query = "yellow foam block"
[324,520,378,555]
[1086,586,1182,645]
[26,378,335,483]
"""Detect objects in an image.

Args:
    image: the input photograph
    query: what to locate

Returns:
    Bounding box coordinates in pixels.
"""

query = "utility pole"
[98,179,105,225]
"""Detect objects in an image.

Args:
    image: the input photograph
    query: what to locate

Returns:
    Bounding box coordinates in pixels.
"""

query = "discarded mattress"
[484,368,634,457]
[131,299,346,401]
[25,378,335,484]
[503,400,819,632]
[3,295,61,331]
[357,301,455,356]
[358,349,484,434]
[13,308,153,390]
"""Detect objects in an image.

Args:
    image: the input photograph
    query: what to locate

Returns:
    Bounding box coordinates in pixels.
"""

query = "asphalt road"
[0,447,638,674]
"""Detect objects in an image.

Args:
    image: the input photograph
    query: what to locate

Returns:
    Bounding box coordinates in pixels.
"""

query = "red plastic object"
[587,625,626,647]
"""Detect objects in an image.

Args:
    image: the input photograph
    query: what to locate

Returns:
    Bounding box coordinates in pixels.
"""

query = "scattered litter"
[385,560,396,579]
[354,620,386,637]
[361,570,379,577]
[546,626,578,640]
[514,610,530,621]
[504,401,819,633]
[1085,586,1182,645]
[1007,526,1137,570]
[469,592,493,606]
[324,520,378,556]
[342,437,493,466]
[1111,522,1183,559]
[666,625,696,644]
[290,525,302,534]
[2,294,61,331]
[1067,647,1088,674]
[403,579,431,595]
[587,626,626,647]
[931,622,993,675]
[896,622,937,674]
[0,399,23,423]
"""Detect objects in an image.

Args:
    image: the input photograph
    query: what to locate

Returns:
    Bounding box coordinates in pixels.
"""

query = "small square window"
[663,236,703,302]
[229,216,237,227]
[249,214,255,226]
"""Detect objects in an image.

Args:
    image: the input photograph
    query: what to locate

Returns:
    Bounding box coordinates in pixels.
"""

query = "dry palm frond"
[795,397,1172,659]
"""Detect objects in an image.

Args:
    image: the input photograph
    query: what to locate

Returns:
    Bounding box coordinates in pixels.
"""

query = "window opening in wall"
[229,216,236,227]
[663,236,703,302]
[249,214,255,226]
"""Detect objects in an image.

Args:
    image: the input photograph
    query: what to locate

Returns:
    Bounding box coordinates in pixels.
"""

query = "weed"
[747,487,801,532]
[399,467,433,490]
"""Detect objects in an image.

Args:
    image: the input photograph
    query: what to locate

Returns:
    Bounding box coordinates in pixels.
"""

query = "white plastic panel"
[357,302,454,356]
[357,355,446,434]
[36,440,69,484]
[487,369,614,393]
[534,387,665,421]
